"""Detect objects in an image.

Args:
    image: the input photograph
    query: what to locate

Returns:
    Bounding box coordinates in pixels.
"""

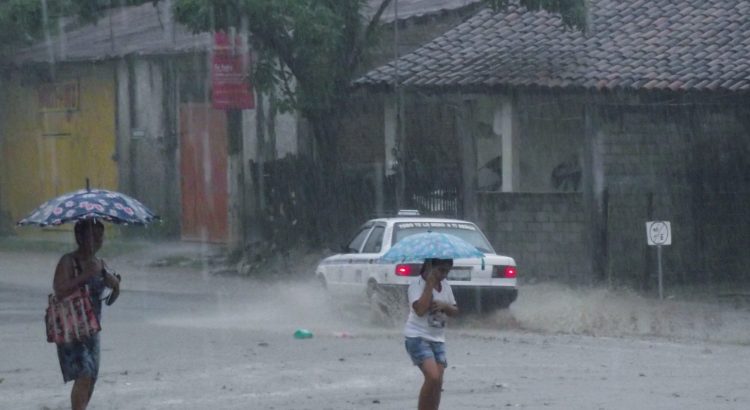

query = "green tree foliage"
[172,0,392,139]
[172,0,397,240]
[168,0,584,162]
[0,0,49,50]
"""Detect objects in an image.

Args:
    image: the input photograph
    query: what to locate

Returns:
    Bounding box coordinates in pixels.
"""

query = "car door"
[326,223,373,298]
[348,223,387,294]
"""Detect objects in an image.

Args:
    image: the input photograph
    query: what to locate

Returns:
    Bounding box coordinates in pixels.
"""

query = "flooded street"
[1,240,749,410]
[2,1,749,409]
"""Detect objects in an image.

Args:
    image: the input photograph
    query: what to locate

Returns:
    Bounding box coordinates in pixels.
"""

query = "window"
[346,225,372,253]
[392,222,495,253]
[362,225,385,253]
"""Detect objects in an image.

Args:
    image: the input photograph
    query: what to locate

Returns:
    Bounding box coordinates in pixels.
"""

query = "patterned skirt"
[56,333,100,383]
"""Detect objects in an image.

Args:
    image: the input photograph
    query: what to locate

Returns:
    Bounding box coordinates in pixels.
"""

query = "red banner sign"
[211,32,255,110]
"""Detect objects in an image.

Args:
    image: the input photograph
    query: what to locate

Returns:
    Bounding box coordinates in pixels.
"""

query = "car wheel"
[495,294,515,310]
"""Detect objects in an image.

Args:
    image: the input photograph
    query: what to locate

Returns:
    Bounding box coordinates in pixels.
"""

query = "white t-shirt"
[403,277,457,343]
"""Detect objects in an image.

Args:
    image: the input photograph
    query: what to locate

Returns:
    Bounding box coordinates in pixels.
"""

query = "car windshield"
[392,222,495,253]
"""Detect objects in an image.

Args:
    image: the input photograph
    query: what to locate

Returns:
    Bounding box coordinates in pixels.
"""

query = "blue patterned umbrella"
[381,232,485,263]
[17,188,159,227]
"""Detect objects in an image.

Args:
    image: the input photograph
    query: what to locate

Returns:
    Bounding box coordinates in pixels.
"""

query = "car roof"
[366,217,477,225]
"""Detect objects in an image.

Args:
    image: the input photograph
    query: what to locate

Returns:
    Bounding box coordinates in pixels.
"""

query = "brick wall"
[477,192,590,282]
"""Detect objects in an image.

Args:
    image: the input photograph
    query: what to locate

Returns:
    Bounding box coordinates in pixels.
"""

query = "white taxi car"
[315,211,518,313]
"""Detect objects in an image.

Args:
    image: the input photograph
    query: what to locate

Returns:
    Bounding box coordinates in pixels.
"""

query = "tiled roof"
[13,1,212,64]
[366,0,481,23]
[357,0,750,92]
[14,0,480,65]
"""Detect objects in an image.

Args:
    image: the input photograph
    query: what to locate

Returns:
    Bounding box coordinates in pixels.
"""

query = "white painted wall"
[474,96,503,190]
[242,92,298,161]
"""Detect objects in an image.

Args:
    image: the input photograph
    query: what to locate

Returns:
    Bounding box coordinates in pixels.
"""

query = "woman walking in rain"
[53,219,120,410]
[404,258,459,410]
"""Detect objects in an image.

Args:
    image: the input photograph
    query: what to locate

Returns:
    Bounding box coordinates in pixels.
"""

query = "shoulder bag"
[45,258,101,344]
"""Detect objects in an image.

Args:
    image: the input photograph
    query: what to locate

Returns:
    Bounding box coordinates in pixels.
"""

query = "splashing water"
[491,283,750,345]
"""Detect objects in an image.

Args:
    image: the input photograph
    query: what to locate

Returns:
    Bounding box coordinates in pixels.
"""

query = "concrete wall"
[600,101,750,286]
[478,192,589,281]
[116,57,180,236]
[600,106,694,286]
[473,93,590,282]
[477,92,750,285]
[516,93,584,192]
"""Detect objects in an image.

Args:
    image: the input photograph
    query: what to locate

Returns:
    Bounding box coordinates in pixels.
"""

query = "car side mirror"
[340,244,350,253]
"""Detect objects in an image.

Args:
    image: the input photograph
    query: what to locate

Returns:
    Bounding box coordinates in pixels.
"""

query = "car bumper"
[452,286,518,310]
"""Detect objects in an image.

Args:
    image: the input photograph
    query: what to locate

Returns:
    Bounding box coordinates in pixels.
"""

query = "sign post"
[646,221,671,300]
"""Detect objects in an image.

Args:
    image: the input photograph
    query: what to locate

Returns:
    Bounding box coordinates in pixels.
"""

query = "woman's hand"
[103,271,120,288]
[103,270,121,305]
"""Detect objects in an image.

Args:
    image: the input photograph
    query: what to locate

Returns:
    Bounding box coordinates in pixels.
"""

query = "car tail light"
[395,264,420,276]
[492,265,517,278]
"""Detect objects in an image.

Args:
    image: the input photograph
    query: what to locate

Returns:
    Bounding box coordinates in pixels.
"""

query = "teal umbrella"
[381,232,485,263]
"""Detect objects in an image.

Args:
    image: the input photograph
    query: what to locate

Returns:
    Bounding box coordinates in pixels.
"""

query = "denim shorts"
[405,337,447,367]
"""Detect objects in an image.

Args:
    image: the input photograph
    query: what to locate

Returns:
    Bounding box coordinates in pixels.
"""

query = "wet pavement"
[1,239,749,409]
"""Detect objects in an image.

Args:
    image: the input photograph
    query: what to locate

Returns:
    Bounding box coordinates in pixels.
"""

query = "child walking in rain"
[403,258,458,410]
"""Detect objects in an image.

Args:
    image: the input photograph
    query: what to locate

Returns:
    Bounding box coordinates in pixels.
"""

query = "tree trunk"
[307,110,360,246]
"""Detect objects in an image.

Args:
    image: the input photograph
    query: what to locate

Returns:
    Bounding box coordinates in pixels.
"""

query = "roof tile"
[356,0,750,92]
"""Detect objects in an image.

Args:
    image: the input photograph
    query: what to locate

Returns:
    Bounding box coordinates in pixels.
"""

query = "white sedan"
[315,213,518,313]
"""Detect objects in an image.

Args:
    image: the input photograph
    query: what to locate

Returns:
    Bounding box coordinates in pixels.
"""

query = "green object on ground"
[294,329,313,339]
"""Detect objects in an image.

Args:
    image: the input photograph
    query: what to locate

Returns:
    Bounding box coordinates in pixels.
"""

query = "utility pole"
[393,0,406,210]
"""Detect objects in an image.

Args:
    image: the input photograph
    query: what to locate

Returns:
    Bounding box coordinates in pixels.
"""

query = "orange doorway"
[179,103,229,243]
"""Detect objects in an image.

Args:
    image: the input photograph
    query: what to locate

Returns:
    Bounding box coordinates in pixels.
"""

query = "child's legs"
[406,338,447,410]
[418,359,445,410]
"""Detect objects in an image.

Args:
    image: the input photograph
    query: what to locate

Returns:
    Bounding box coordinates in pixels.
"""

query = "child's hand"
[431,301,447,312]
[425,271,440,286]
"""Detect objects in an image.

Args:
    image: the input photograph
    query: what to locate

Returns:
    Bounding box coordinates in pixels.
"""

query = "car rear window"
[392,222,495,253]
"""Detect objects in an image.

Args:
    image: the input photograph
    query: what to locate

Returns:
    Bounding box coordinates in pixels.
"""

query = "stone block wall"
[477,96,750,286]
[599,103,750,286]
[477,192,590,282]
[700,193,750,281]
